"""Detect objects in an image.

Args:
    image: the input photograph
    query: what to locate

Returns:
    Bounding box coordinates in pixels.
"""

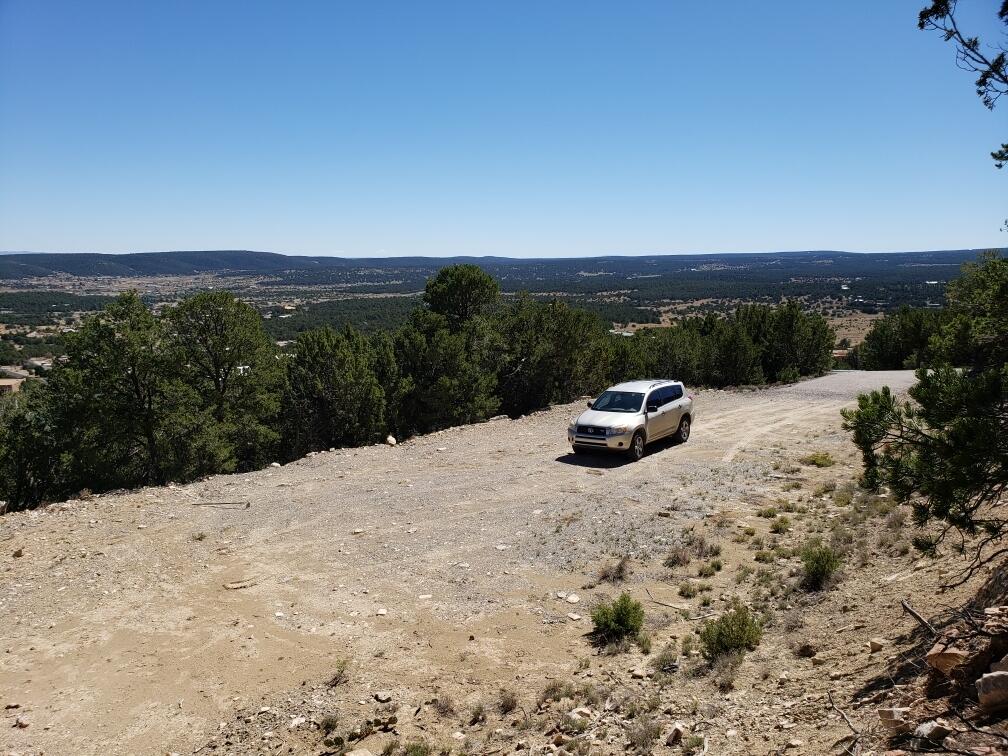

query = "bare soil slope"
[8,370,977,756]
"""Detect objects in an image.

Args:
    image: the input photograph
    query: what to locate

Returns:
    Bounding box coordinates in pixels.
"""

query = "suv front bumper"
[568,429,633,451]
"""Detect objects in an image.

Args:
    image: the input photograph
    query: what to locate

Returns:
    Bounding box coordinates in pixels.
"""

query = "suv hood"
[576,409,641,427]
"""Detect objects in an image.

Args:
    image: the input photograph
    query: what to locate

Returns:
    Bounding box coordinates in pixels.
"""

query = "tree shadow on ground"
[846,556,1003,709]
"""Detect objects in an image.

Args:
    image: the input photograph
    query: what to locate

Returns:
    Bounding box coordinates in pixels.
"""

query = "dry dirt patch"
[3,370,951,755]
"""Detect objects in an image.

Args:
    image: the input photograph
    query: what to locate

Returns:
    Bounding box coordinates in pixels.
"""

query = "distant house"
[0,378,25,395]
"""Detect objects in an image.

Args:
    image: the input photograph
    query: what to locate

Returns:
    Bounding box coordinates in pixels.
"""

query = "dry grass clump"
[537,680,575,707]
[813,479,837,496]
[627,717,662,751]
[326,658,349,687]
[770,515,791,534]
[497,688,518,715]
[664,545,691,568]
[402,741,434,756]
[800,451,835,467]
[432,696,456,717]
[597,555,631,584]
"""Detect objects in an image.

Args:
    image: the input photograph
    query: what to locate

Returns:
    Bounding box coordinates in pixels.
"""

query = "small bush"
[684,734,705,754]
[678,581,698,598]
[758,507,778,518]
[800,451,835,467]
[327,658,349,687]
[403,741,434,756]
[432,696,456,717]
[636,631,652,654]
[696,563,715,578]
[591,592,644,643]
[497,688,517,715]
[800,540,842,590]
[813,480,837,496]
[699,603,762,659]
[690,534,721,558]
[537,680,575,706]
[664,545,691,568]
[468,702,486,725]
[650,643,678,678]
[711,652,743,691]
[770,516,790,534]
[598,555,631,584]
[627,718,662,751]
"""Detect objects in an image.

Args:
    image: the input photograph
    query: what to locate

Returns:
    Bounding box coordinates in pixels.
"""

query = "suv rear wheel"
[674,416,691,443]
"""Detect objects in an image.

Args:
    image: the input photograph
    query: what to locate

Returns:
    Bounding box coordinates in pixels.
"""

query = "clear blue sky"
[0,1,1004,257]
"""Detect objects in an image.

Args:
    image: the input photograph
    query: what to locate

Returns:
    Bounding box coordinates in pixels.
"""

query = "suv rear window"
[668,384,684,401]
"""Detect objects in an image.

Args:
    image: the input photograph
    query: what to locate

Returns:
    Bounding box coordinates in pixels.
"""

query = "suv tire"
[674,416,691,444]
[627,431,646,461]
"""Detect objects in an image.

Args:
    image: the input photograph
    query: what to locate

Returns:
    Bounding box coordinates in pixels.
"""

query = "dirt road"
[1,370,920,755]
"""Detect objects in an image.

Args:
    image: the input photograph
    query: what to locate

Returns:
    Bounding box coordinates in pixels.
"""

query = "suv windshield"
[591,390,644,413]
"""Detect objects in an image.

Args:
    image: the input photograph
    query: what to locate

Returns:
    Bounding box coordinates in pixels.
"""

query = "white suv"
[567,380,694,461]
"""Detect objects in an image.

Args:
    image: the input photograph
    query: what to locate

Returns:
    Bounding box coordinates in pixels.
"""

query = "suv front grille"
[576,425,607,436]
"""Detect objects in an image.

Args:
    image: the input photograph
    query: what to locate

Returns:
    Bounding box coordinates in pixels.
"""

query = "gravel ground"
[0,370,921,755]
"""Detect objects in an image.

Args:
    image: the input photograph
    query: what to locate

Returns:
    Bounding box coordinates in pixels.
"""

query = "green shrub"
[591,592,644,644]
[770,515,790,534]
[678,581,698,598]
[800,540,842,590]
[699,603,762,659]
[800,451,835,467]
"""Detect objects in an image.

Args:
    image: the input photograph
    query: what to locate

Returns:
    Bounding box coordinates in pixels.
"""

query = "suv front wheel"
[627,431,646,461]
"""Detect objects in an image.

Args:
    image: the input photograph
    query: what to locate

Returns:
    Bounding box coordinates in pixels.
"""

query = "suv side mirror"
[587,400,594,408]
[646,403,658,413]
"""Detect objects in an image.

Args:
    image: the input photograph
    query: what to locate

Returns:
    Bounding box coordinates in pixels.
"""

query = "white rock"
[375,608,388,616]
[386,435,397,446]
[567,613,581,621]
[566,593,581,604]
[288,716,305,729]
[374,691,392,703]
[270,462,281,468]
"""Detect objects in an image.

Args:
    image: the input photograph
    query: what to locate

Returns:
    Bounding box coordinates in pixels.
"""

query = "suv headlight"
[608,425,630,436]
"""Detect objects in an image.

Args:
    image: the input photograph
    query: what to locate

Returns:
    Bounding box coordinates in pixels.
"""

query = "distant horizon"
[0,246,1003,261]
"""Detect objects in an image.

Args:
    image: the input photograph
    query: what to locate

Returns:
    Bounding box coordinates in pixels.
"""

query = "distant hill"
[0,248,1001,279]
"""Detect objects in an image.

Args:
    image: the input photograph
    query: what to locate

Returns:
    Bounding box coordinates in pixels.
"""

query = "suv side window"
[668,384,684,401]
[646,390,662,410]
